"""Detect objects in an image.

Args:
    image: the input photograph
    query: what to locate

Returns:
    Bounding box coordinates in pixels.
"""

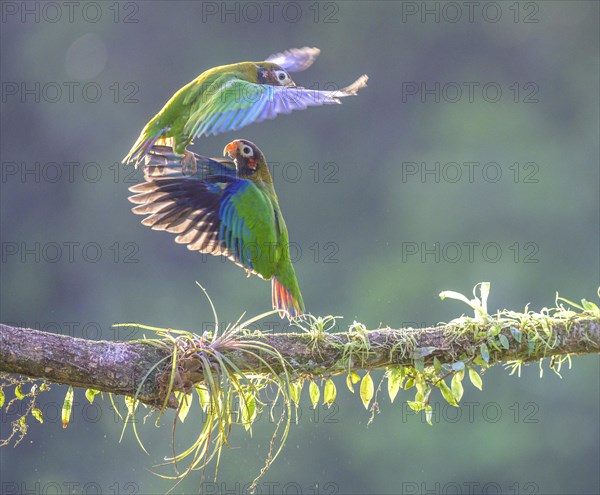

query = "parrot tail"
[122,127,170,168]
[272,277,305,320]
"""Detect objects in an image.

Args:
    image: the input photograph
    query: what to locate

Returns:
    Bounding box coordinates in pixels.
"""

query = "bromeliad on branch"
[128,143,305,319]
[122,47,368,171]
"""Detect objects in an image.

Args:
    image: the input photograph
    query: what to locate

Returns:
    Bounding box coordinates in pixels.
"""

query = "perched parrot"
[123,47,368,170]
[128,142,305,319]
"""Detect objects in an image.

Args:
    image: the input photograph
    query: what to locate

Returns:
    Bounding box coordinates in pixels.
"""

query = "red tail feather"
[272,278,303,319]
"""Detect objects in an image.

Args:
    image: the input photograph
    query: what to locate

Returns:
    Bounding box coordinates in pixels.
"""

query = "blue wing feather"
[129,155,276,276]
[186,76,368,140]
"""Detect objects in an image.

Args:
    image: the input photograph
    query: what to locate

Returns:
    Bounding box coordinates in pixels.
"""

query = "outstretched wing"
[184,75,369,139]
[265,47,321,73]
[129,161,278,277]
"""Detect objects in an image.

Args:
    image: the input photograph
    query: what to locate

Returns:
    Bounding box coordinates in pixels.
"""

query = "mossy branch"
[0,324,173,408]
[4,286,596,490]
[1,312,598,409]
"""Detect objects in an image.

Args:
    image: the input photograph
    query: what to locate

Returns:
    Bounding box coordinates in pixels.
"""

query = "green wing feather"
[221,181,280,278]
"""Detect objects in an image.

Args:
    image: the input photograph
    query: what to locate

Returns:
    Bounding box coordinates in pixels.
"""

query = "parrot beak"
[223,141,238,159]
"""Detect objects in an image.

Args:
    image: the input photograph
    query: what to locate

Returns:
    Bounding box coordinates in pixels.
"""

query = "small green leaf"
[62,386,74,429]
[414,358,425,374]
[510,327,522,343]
[323,379,336,407]
[0,388,4,408]
[176,392,193,423]
[480,343,490,363]
[404,378,415,390]
[346,372,360,393]
[387,369,402,403]
[581,299,599,314]
[290,381,302,405]
[32,408,43,423]
[451,361,465,371]
[413,347,436,359]
[438,380,458,407]
[488,338,502,352]
[309,382,320,410]
[498,334,510,349]
[19,416,26,427]
[425,405,433,425]
[451,373,464,402]
[433,357,442,372]
[346,375,354,393]
[360,373,374,409]
[85,388,100,404]
[406,400,422,412]
[469,368,483,391]
[241,393,256,431]
[488,324,502,337]
[15,385,24,400]
[196,385,210,412]
[415,376,426,395]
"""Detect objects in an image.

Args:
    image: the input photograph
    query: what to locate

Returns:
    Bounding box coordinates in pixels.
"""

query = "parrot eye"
[275,70,289,85]
[241,145,253,157]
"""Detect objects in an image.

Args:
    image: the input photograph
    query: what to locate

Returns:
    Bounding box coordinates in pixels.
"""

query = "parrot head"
[224,139,273,183]
[255,62,295,87]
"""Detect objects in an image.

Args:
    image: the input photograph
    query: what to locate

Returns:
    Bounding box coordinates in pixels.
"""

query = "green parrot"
[128,142,305,319]
[123,47,368,170]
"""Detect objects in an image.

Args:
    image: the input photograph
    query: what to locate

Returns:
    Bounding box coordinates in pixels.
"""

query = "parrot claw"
[181,150,197,176]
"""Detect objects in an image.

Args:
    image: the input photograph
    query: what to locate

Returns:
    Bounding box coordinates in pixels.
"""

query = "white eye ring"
[275,70,289,84]
[241,145,253,157]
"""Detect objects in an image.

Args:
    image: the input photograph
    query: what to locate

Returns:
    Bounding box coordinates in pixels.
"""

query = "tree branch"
[0,325,171,408]
[1,315,598,409]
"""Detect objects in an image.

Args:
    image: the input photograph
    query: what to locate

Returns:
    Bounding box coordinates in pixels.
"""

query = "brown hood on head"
[255,63,296,87]
[223,139,273,184]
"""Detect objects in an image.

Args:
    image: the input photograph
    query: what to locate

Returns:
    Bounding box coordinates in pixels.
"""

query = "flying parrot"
[123,47,368,171]
[128,142,305,319]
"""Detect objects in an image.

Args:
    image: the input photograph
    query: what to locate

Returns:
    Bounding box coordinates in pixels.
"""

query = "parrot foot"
[181,150,197,176]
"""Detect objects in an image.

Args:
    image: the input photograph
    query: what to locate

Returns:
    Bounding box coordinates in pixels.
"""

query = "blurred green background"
[1,1,598,494]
